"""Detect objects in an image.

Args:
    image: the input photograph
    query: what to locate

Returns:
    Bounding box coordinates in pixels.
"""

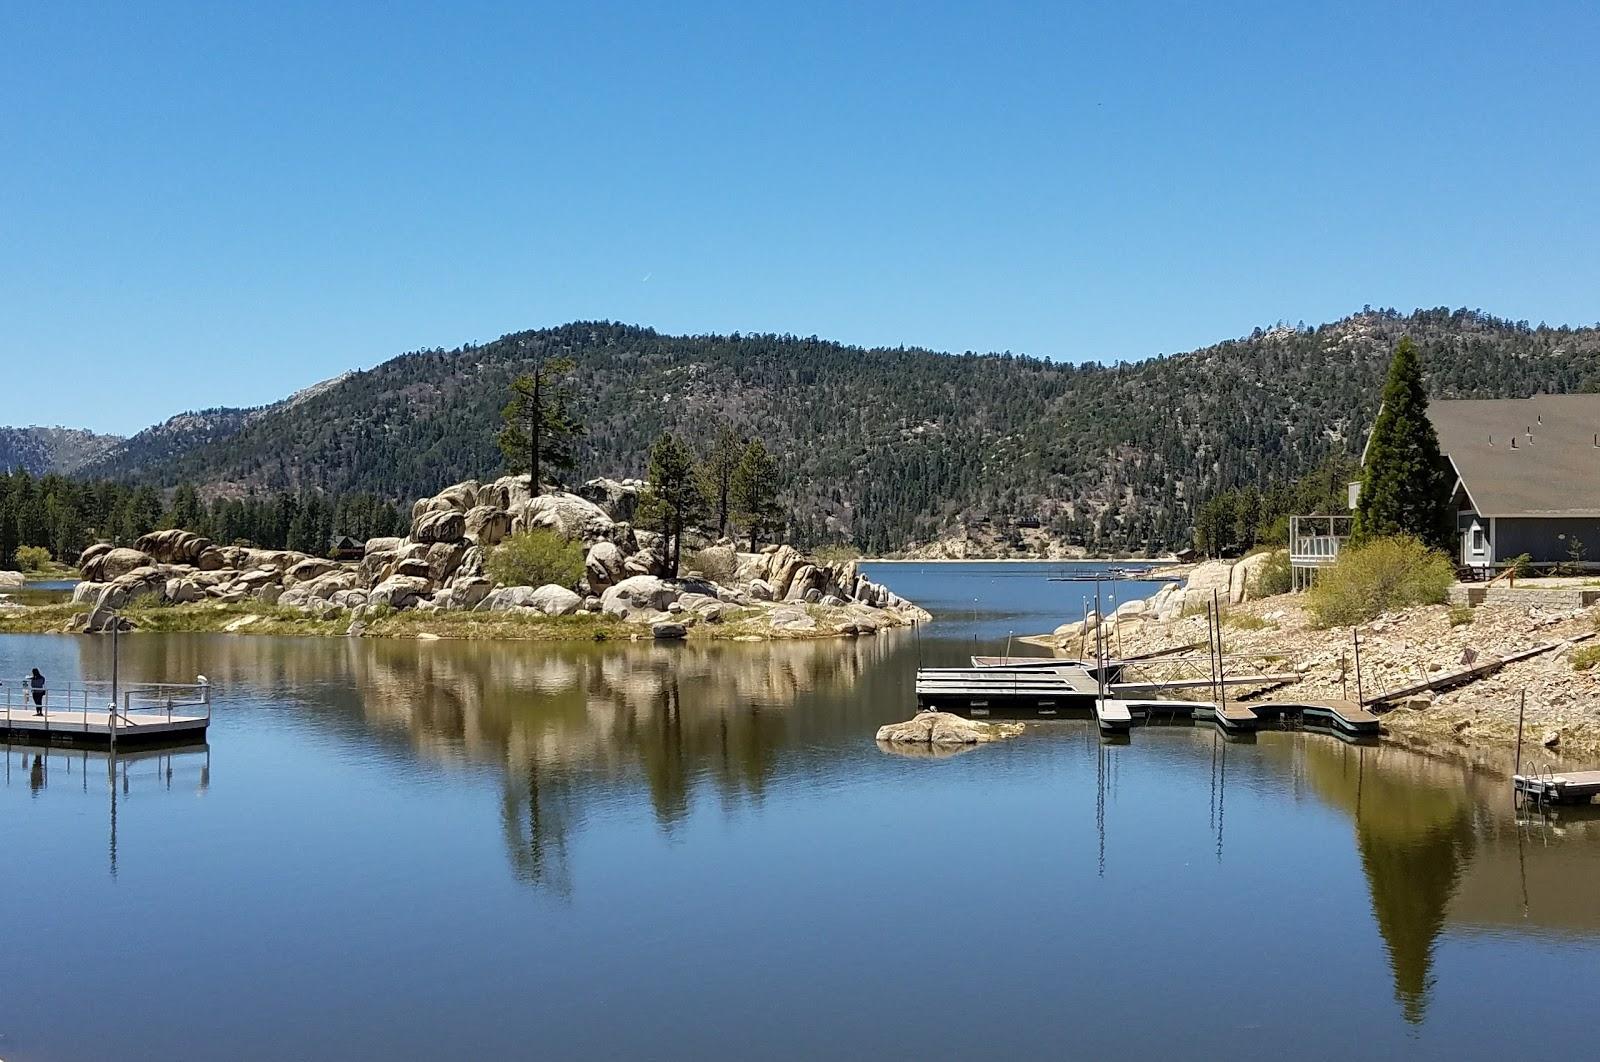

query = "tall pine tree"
[640,433,707,580]
[730,439,783,552]
[1353,337,1451,549]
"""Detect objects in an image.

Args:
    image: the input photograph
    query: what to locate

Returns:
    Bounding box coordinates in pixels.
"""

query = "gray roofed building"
[1430,394,1600,517]
[1374,393,1600,569]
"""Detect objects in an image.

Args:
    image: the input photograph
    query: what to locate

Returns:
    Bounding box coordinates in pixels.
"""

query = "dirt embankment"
[1047,591,1600,761]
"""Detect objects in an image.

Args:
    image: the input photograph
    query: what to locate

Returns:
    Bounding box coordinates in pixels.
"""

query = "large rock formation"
[62,477,928,637]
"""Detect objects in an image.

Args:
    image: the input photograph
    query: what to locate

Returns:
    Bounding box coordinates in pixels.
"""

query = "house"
[1360,394,1600,569]
[1428,395,1600,568]
[327,534,364,561]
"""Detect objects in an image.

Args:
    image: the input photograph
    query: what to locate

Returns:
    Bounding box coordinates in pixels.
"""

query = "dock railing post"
[1510,694,1523,783]
[1352,629,1365,707]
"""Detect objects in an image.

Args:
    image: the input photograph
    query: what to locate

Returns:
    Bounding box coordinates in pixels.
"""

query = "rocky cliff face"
[68,475,929,638]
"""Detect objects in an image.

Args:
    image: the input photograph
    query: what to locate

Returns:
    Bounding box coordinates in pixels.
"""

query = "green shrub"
[1571,644,1600,672]
[1447,604,1474,627]
[812,543,863,565]
[1506,553,1533,578]
[1305,535,1453,628]
[485,529,584,589]
[12,545,51,572]
[1250,550,1292,597]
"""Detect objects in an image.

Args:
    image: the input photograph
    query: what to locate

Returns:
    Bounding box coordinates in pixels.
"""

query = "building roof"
[1430,394,1600,516]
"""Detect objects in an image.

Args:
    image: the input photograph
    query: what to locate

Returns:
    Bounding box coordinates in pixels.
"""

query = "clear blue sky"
[4,1,1597,434]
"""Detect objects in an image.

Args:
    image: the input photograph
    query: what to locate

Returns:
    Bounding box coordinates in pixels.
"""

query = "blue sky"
[4,1,1598,434]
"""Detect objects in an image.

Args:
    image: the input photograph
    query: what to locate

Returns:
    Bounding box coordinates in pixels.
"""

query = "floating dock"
[1513,771,1600,805]
[916,666,1379,739]
[0,680,210,749]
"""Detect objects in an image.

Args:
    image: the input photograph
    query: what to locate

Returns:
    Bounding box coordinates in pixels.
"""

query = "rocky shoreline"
[2,476,929,642]
[1031,557,1600,762]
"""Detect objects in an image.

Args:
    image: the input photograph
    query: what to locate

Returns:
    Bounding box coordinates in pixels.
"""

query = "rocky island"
[7,476,928,642]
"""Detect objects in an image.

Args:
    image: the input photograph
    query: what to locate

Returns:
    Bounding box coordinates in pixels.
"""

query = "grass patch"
[362,609,631,642]
[1447,604,1475,627]
[1571,644,1600,672]
[1223,611,1277,631]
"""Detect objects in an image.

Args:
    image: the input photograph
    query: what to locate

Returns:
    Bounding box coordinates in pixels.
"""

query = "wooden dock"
[1513,770,1600,805]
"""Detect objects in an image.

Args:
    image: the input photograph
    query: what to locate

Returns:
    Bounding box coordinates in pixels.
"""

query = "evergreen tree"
[730,439,782,552]
[697,424,743,540]
[498,357,583,496]
[1354,338,1452,548]
[167,482,204,531]
[0,498,17,570]
[640,433,707,580]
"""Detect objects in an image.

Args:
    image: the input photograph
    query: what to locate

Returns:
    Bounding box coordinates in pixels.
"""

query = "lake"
[2,561,1596,1061]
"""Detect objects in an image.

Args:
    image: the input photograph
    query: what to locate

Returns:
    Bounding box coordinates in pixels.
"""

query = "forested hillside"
[19,308,1600,553]
[0,427,121,476]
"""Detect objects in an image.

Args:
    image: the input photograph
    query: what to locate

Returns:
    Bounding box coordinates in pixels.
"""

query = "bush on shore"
[1305,535,1453,627]
[485,529,584,590]
[12,545,51,572]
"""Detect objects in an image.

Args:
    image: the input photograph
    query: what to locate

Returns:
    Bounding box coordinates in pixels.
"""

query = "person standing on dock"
[28,668,46,715]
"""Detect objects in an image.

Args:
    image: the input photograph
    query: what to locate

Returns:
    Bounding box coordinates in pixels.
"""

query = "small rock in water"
[875,711,1025,746]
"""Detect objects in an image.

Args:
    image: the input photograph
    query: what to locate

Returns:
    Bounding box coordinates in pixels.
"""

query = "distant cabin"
[328,535,364,561]
[1357,394,1600,568]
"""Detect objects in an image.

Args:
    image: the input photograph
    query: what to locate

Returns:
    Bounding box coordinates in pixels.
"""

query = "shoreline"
[860,557,1182,566]
[0,599,926,643]
[1020,556,1600,760]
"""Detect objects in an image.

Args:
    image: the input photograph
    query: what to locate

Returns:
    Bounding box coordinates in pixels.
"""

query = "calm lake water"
[2,562,1597,1061]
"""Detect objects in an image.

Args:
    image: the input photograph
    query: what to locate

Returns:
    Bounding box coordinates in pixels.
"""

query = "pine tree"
[640,433,707,580]
[167,482,204,531]
[730,439,782,552]
[1354,337,1452,548]
[697,424,743,540]
[498,357,584,496]
[0,498,18,571]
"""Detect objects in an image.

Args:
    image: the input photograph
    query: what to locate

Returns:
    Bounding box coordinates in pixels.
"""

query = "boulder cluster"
[1046,556,1277,650]
[68,476,927,638]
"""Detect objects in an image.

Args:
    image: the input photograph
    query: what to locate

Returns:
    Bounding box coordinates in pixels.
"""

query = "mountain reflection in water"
[5,608,1600,1059]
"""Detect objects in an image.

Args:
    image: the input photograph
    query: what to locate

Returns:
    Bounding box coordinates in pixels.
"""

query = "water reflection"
[4,743,211,879]
[19,631,1600,1031]
[1296,742,1476,1023]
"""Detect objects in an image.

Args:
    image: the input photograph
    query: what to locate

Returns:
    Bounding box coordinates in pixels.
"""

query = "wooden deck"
[0,707,208,748]
[1513,770,1600,805]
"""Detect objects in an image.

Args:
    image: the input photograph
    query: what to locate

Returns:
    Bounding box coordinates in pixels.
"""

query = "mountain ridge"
[8,307,1599,552]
